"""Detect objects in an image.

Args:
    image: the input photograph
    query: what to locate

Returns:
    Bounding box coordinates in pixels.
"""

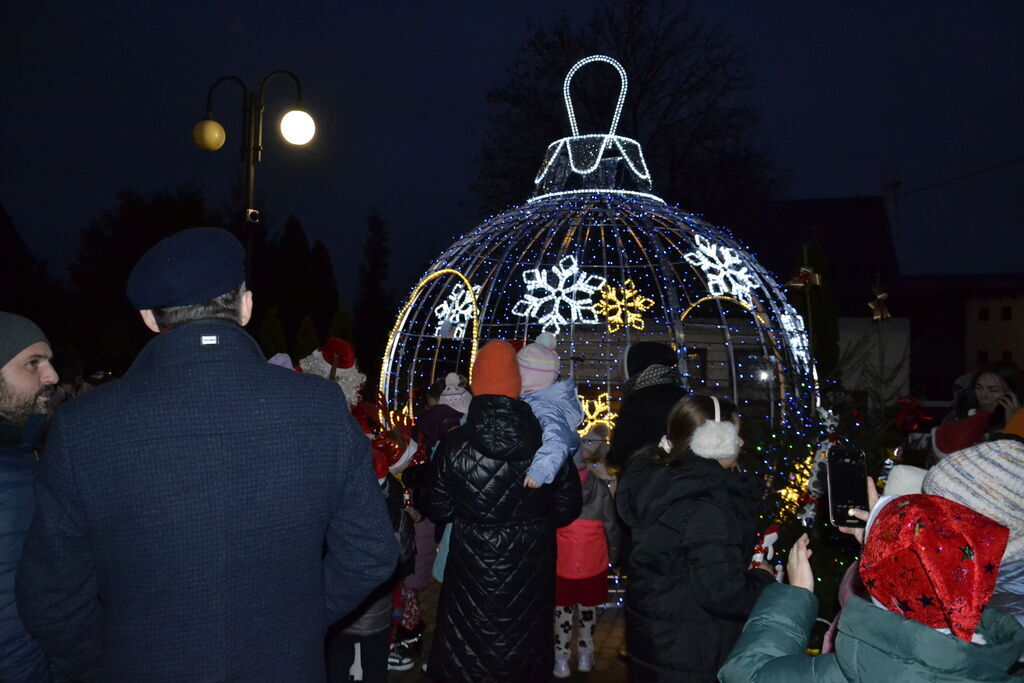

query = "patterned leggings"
[554,605,597,655]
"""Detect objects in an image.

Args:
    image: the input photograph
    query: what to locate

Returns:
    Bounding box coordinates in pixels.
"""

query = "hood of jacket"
[523,376,584,426]
[835,593,1024,680]
[616,454,761,530]
[462,394,541,462]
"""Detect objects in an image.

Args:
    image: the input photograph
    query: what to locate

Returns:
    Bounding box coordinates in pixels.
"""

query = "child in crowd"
[553,428,622,678]
[325,452,415,682]
[391,373,471,669]
[516,333,584,488]
[720,495,1024,681]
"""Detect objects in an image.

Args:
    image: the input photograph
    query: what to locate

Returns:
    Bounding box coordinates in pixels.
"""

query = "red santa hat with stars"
[859,494,1008,642]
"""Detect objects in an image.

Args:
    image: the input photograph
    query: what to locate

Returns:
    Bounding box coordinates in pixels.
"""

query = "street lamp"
[193,70,315,223]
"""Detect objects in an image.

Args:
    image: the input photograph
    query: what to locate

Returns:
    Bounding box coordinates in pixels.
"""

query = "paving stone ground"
[391,578,628,682]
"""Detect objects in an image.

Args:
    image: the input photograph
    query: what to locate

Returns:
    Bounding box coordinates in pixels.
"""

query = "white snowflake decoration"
[433,282,480,339]
[512,255,607,333]
[683,234,760,306]
[779,304,811,371]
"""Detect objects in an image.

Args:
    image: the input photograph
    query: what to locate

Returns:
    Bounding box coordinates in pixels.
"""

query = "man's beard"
[0,380,55,427]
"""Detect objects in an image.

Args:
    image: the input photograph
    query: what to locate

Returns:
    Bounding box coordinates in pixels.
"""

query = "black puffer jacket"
[428,395,582,682]
[616,455,774,682]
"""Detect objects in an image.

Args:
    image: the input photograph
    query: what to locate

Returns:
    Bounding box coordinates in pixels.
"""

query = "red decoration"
[859,495,1008,641]
[319,337,356,370]
[932,410,991,458]
[367,391,428,470]
[895,396,936,433]
[751,524,780,568]
[786,266,822,290]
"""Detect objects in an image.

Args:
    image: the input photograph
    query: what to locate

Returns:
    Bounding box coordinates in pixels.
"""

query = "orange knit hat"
[471,340,521,398]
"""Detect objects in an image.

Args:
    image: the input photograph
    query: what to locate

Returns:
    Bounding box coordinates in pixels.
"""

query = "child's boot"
[553,652,571,678]
[577,647,594,672]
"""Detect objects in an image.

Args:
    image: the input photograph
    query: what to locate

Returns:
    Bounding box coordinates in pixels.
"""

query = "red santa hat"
[298,337,365,407]
[859,494,1008,641]
[318,338,355,370]
[931,410,991,460]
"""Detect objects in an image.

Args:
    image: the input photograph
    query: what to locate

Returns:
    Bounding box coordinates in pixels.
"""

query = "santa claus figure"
[299,338,366,408]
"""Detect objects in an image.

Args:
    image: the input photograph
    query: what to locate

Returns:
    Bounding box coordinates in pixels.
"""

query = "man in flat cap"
[0,312,57,682]
[17,228,398,681]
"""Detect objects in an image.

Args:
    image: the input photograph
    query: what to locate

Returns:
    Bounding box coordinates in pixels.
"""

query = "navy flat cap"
[127,228,245,310]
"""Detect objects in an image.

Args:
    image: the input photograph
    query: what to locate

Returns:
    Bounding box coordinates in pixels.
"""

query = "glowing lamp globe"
[381,56,819,505]
[280,109,315,145]
[192,118,226,151]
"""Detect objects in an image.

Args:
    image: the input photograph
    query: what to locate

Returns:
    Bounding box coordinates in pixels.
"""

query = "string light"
[578,392,617,437]
[434,282,481,340]
[512,255,607,334]
[379,55,823,524]
[683,234,761,306]
[379,268,479,418]
[779,303,811,371]
[562,55,627,137]
[594,279,654,333]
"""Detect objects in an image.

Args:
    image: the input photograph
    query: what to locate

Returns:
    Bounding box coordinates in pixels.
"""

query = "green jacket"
[719,583,1024,682]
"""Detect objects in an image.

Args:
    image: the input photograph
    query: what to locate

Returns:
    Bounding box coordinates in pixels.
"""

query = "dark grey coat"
[16,320,398,682]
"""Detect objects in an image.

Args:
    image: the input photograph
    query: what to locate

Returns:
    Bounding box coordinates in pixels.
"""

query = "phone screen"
[827,448,868,527]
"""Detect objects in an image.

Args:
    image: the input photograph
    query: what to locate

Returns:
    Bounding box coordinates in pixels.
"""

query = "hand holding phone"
[837,477,878,543]
[826,448,869,528]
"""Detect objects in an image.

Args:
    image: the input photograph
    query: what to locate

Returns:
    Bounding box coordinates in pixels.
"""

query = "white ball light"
[280,109,315,145]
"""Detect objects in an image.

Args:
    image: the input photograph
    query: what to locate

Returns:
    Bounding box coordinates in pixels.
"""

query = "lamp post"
[193,70,315,223]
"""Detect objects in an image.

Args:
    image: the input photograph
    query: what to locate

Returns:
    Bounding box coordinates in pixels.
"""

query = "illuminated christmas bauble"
[381,56,818,478]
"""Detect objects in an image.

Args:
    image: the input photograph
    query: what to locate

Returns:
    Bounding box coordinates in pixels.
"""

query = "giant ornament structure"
[380,56,819,512]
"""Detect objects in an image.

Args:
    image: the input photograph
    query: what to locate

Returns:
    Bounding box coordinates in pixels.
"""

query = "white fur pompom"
[689,420,741,460]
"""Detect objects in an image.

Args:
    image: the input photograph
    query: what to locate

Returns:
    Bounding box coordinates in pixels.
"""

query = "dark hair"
[957,362,1024,429]
[151,283,247,330]
[633,394,738,467]
[425,378,447,404]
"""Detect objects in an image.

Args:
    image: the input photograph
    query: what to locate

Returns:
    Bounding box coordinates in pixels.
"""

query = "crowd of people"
[2,225,1023,682]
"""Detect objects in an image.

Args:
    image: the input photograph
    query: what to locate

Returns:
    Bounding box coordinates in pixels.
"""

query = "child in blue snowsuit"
[518,333,584,487]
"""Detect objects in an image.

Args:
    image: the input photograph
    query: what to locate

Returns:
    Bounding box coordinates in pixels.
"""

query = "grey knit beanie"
[922,438,1024,562]
[0,312,49,368]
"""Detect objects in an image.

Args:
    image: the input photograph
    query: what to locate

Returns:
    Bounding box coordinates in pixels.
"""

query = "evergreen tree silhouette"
[306,240,340,342]
[353,208,394,385]
[271,215,312,352]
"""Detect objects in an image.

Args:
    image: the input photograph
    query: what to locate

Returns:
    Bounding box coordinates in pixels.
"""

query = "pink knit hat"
[517,332,559,395]
[437,372,471,415]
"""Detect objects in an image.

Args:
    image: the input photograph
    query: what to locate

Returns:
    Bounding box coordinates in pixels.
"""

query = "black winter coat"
[0,416,49,683]
[428,395,582,682]
[15,320,398,682]
[616,455,774,682]
[606,384,687,471]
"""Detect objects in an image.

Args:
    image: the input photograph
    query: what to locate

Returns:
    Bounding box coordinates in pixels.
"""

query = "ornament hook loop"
[563,55,628,137]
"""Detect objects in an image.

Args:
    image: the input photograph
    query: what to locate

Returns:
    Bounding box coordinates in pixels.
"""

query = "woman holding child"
[427,340,582,682]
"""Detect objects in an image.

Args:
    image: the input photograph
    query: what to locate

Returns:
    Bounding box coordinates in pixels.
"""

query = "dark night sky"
[2,1,1022,302]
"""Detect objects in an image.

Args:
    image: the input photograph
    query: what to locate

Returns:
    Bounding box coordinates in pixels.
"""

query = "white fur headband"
[659,397,742,460]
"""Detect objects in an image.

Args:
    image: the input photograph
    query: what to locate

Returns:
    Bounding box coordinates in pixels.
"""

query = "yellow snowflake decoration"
[578,392,618,438]
[594,279,655,333]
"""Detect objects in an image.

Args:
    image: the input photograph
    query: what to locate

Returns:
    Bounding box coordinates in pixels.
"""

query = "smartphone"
[826,448,868,528]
